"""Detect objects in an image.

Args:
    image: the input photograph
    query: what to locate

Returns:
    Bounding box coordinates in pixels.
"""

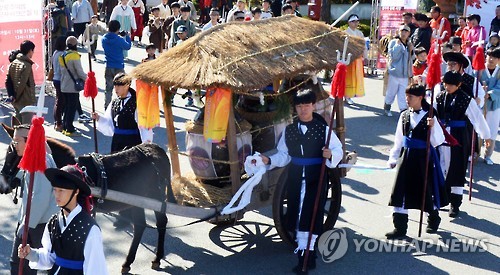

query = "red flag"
[84,71,98,98]
[18,116,46,173]
[426,46,442,88]
[330,62,347,98]
[472,46,486,71]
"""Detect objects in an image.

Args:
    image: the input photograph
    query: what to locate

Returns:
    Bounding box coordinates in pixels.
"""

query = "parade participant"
[344,14,366,105]
[449,36,473,76]
[83,15,106,61]
[411,13,432,52]
[385,84,446,239]
[202,8,220,31]
[260,89,343,272]
[18,165,108,274]
[402,12,416,36]
[128,0,145,46]
[102,20,132,109]
[71,0,94,45]
[169,5,196,46]
[480,48,500,165]
[261,0,273,19]
[110,0,137,58]
[141,43,157,63]
[8,40,36,124]
[436,71,490,217]
[429,6,451,43]
[92,73,152,228]
[8,124,59,275]
[443,52,485,106]
[59,36,88,137]
[412,47,427,79]
[464,14,486,60]
[92,73,152,152]
[156,0,172,19]
[384,24,413,116]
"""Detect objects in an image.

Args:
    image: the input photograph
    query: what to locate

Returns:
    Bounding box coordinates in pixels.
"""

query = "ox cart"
[121,15,366,245]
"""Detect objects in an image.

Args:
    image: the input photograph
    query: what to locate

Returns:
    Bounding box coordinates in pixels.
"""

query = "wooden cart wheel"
[272,167,342,246]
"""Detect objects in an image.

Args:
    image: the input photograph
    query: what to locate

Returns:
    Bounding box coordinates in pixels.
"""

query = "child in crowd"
[141,43,157,63]
[487,33,499,51]
[413,47,428,78]
[84,15,106,60]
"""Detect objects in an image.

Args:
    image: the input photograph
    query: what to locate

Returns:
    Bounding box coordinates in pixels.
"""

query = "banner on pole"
[0,0,44,89]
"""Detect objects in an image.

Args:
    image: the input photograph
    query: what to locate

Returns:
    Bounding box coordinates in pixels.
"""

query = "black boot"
[385,213,408,239]
[292,250,307,274]
[307,250,316,270]
[449,193,462,218]
[426,209,441,233]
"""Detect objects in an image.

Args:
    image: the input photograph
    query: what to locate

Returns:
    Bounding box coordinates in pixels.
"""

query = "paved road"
[0,38,498,275]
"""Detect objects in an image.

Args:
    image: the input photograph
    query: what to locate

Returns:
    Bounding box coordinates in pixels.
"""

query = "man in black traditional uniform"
[386,84,446,239]
[93,72,152,152]
[18,165,107,274]
[92,73,152,227]
[260,89,343,273]
[436,72,490,217]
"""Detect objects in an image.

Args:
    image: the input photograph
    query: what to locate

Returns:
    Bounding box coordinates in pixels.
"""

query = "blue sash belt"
[114,128,139,135]
[55,256,84,270]
[442,120,466,128]
[291,157,323,166]
[403,137,445,208]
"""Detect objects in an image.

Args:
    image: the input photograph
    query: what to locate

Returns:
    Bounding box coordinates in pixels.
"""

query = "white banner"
[465,0,500,34]
[0,0,43,23]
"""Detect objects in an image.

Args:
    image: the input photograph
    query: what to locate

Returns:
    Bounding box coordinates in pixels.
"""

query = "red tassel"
[426,48,442,88]
[472,46,486,71]
[330,62,347,99]
[18,116,46,173]
[84,71,98,99]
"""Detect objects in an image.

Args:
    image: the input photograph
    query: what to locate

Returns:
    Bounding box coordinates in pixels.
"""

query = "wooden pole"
[161,86,181,177]
[334,98,347,177]
[227,93,241,194]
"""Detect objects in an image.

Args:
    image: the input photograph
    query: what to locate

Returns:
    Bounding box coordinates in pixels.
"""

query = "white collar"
[59,204,82,231]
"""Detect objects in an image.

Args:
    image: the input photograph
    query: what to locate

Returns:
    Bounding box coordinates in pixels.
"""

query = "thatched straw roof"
[132,15,366,92]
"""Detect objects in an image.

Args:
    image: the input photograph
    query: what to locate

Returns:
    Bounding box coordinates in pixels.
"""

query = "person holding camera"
[102,20,132,109]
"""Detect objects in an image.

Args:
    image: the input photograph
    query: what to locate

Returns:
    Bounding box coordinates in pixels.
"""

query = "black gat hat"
[45,165,91,196]
[443,52,470,68]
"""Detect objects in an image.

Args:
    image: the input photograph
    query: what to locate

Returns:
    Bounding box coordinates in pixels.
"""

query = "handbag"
[62,53,85,91]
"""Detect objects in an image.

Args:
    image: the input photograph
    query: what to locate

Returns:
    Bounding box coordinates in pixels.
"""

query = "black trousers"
[53,80,64,127]
[63,93,79,132]
[10,223,46,275]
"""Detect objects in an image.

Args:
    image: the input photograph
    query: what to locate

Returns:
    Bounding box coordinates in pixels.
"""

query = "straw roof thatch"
[132,15,366,92]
